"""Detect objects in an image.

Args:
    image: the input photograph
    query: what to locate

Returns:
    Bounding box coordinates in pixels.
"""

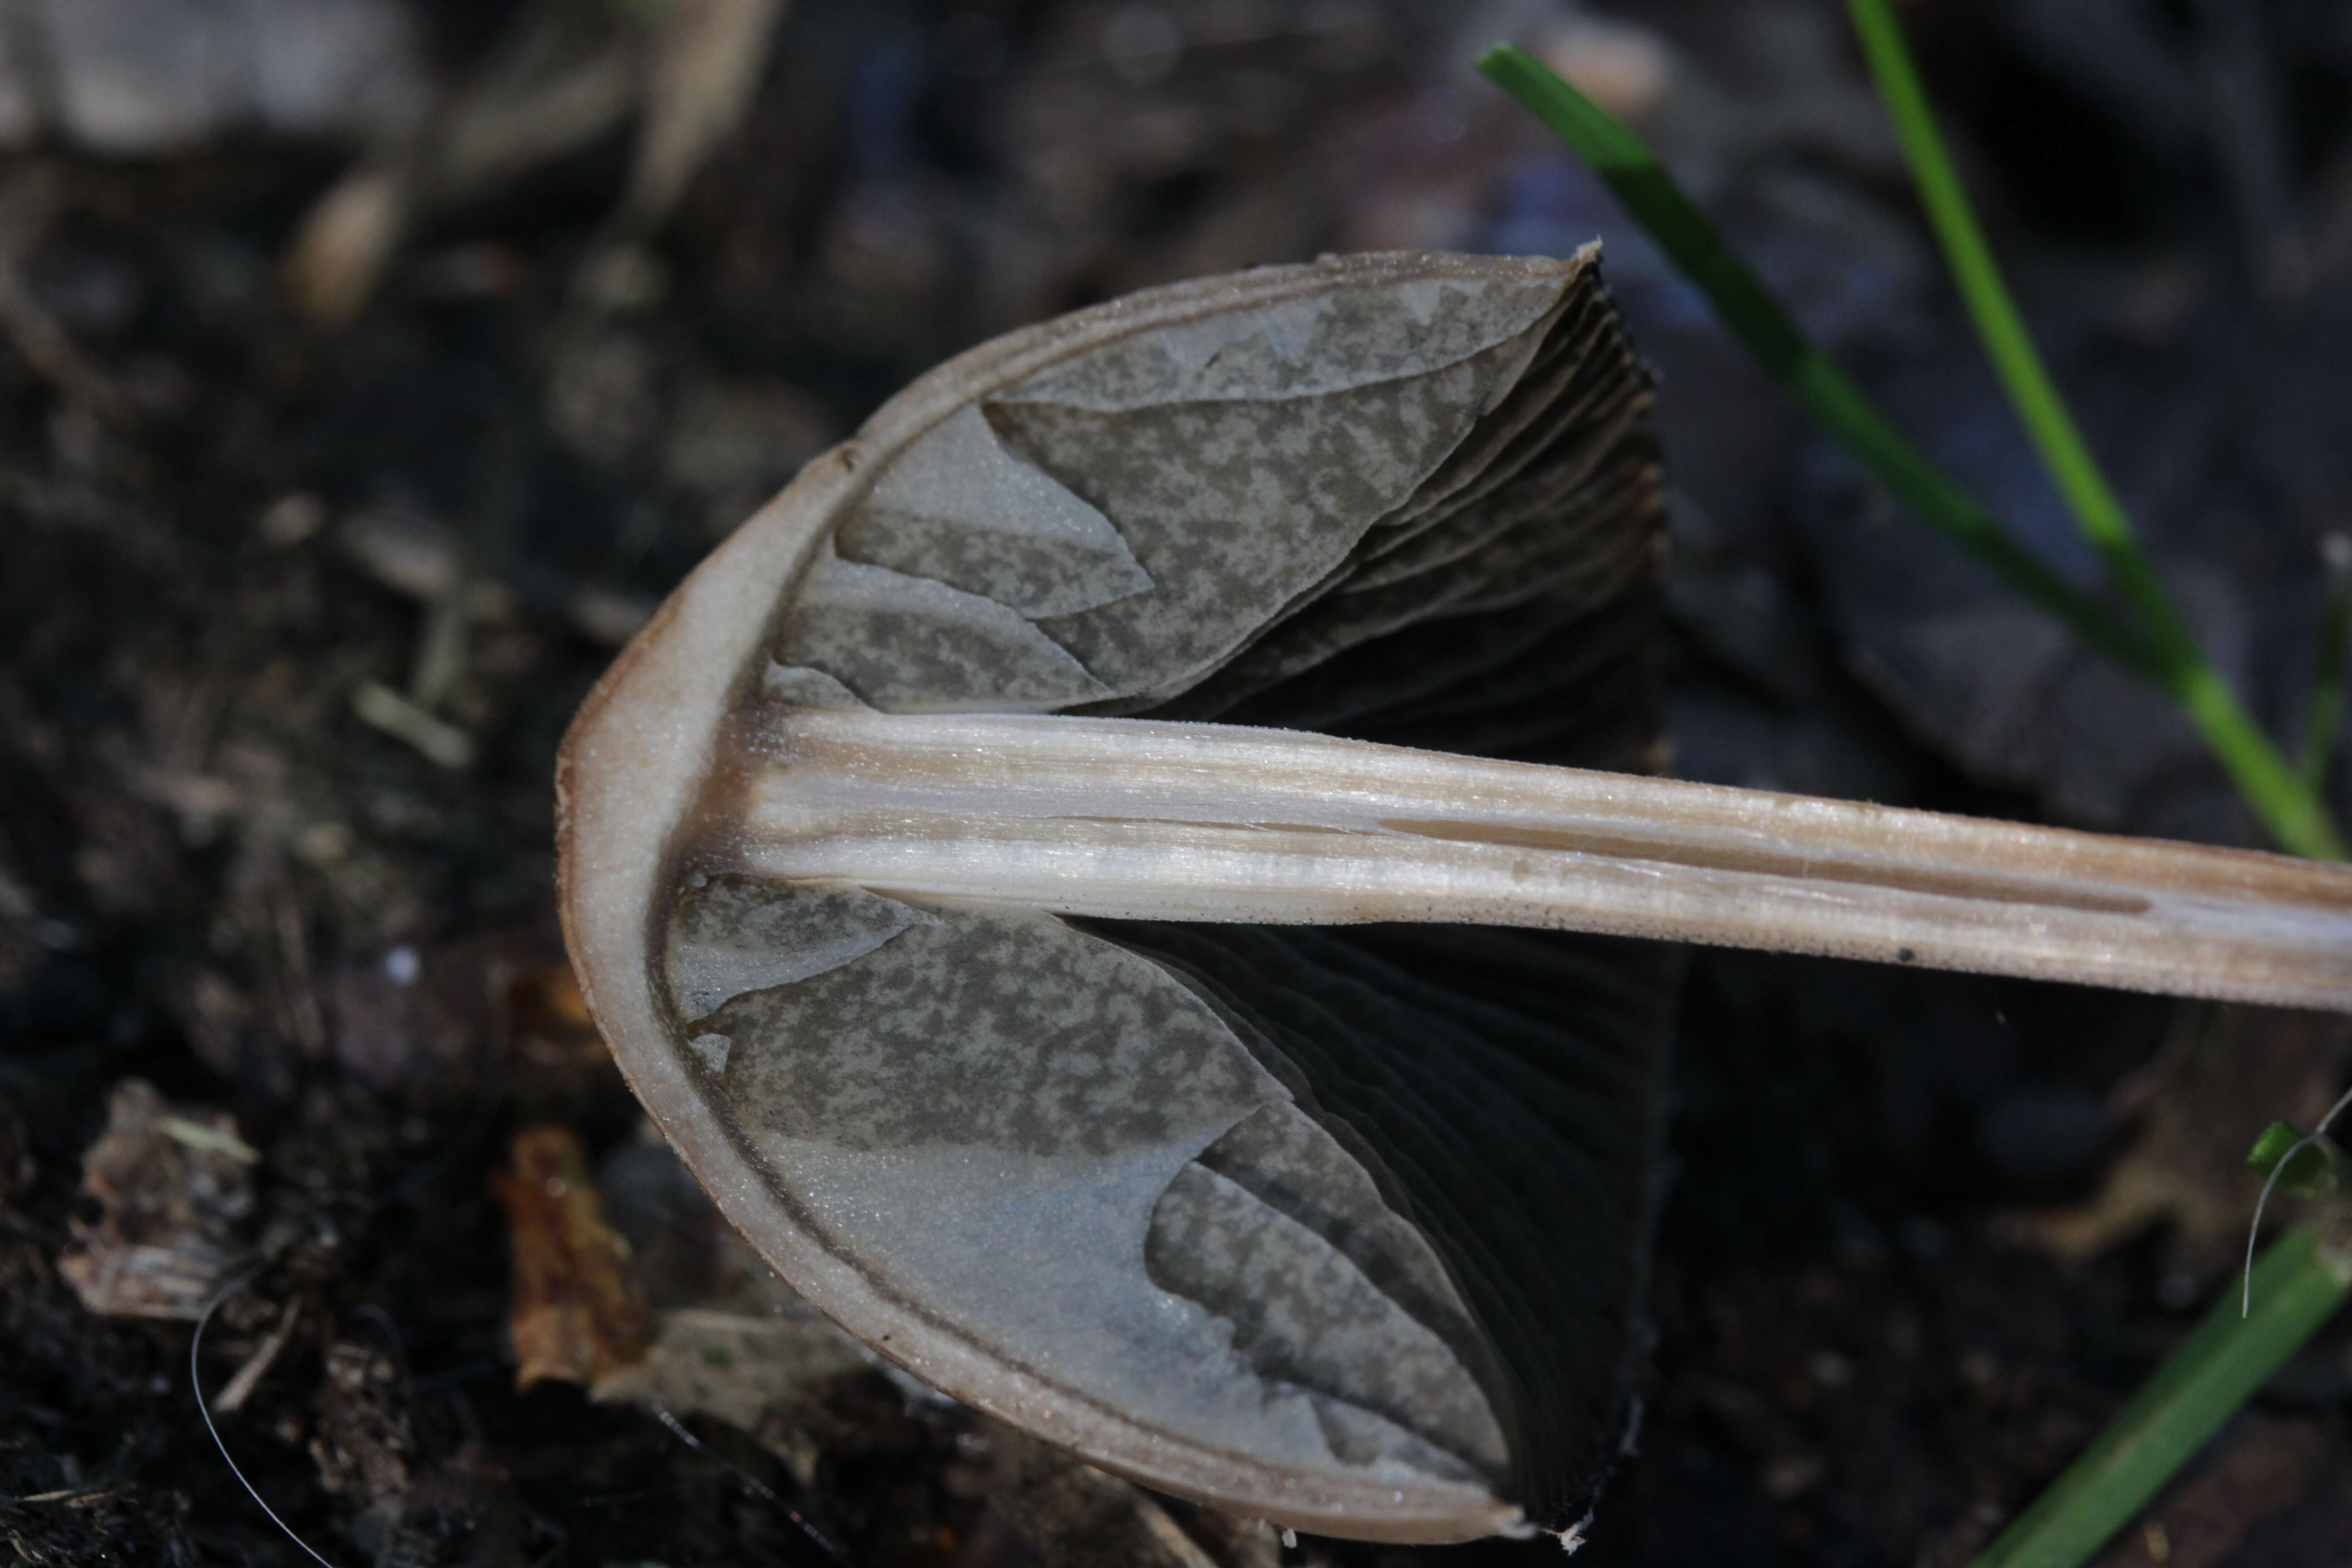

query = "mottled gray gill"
[558,250,2351,1549]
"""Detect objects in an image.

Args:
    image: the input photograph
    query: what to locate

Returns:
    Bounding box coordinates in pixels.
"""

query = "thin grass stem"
[1841,0,2342,861]
[1474,42,2345,862]
[1478,36,2352,1568]
[1473,45,2153,682]
[1971,1228,2352,1568]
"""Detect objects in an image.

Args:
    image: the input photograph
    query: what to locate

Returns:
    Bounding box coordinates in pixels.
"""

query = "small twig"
[407,558,475,716]
[6,1485,118,1505]
[352,680,475,769]
[271,867,329,1061]
[211,1296,304,1415]
[156,1117,260,1165]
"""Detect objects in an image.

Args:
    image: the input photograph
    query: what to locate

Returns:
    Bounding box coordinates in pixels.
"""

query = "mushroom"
[557,250,2352,1544]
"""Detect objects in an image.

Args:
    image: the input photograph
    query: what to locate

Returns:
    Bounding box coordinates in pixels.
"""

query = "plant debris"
[490,1124,650,1391]
[59,1078,255,1320]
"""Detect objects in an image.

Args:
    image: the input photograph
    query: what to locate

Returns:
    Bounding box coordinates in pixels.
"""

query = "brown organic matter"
[58,1079,255,1321]
[490,1123,652,1390]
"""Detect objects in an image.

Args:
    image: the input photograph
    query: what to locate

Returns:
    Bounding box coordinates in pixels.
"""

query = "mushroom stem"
[727,707,2352,1012]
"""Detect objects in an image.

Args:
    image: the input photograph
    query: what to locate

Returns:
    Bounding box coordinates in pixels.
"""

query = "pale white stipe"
[724,708,2352,1012]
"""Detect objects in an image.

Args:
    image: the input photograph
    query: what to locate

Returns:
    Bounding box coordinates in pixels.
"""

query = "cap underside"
[564,250,1673,1541]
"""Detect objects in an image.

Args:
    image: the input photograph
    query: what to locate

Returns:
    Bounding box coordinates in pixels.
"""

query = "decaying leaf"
[555,248,2352,1545]
[490,1124,651,1389]
[59,1078,255,1320]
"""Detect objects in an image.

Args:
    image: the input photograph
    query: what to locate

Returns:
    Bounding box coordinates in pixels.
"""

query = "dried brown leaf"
[490,1124,650,1390]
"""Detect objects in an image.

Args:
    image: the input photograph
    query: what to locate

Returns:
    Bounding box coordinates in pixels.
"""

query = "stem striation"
[719,708,2352,1011]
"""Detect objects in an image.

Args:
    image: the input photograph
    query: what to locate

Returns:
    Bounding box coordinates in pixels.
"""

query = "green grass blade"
[1842,0,2156,602]
[1474,44,2156,683]
[1970,1229,2352,1568]
[1478,43,2352,1568]
[1842,0,2342,861]
[1475,42,2344,861]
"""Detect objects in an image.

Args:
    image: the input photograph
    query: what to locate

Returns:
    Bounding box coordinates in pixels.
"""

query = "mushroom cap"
[558,250,1671,1542]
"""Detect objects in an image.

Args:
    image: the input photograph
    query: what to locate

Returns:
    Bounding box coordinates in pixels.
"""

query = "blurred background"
[4,0,2352,1563]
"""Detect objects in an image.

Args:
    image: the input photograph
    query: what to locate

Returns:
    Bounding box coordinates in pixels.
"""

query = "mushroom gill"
[556,249,2352,1544]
